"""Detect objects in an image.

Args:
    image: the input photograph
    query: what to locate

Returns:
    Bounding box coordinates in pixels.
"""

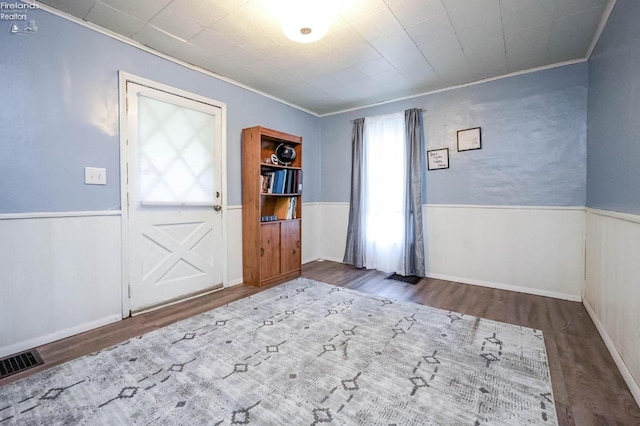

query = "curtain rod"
[349,108,425,122]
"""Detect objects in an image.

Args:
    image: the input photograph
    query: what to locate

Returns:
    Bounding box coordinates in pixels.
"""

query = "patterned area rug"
[0,278,557,425]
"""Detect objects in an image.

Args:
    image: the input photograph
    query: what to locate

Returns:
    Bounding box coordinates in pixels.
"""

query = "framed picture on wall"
[457,127,482,151]
[427,148,449,170]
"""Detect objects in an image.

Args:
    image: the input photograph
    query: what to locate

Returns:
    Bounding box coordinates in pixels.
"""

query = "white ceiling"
[36,0,613,115]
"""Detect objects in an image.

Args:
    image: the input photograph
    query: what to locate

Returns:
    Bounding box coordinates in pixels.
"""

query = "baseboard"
[424,273,582,302]
[315,256,582,302]
[583,298,640,407]
[0,314,122,359]
[319,256,345,263]
[302,256,321,265]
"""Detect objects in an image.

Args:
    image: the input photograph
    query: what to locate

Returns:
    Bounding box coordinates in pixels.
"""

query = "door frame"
[118,71,228,317]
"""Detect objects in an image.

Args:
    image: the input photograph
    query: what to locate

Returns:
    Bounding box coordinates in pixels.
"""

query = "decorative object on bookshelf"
[275,143,296,166]
[242,126,303,287]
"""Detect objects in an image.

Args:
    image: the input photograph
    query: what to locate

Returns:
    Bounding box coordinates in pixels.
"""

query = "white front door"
[125,80,225,313]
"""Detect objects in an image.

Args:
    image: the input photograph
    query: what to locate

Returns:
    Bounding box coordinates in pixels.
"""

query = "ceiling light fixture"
[280,0,335,43]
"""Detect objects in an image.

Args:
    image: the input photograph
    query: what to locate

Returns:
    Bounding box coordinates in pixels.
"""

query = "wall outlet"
[85,167,106,185]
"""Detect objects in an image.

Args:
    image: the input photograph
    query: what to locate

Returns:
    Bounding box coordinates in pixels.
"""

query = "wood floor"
[1,261,638,425]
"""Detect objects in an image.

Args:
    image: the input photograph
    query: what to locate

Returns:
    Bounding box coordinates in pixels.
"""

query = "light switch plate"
[85,167,106,185]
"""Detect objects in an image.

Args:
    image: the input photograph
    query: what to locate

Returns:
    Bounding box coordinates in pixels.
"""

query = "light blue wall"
[587,0,640,215]
[0,9,321,213]
[320,64,588,206]
[0,9,594,213]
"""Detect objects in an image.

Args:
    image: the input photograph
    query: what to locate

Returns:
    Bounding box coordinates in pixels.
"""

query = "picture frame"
[457,127,482,152]
[427,148,449,170]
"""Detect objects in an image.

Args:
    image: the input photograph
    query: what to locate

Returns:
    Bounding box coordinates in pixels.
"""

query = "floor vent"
[386,273,422,285]
[0,350,44,380]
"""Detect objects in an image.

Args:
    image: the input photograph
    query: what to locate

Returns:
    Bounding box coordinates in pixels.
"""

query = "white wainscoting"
[425,205,585,301]
[0,205,322,357]
[0,213,122,358]
[226,206,243,286]
[302,203,323,264]
[319,203,351,263]
[584,209,640,405]
[318,203,585,301]
[0,204,588,359]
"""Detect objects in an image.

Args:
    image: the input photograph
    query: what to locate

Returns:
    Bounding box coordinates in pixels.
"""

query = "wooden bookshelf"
[241,126,302,287]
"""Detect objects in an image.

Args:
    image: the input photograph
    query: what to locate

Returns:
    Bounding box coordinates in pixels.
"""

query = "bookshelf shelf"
[242,126,302,287]
[260,163,302,170]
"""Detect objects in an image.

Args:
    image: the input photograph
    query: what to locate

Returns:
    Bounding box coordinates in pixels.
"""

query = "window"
[344,108,425,277]
[137,94,217,205]
[362,112,407,273]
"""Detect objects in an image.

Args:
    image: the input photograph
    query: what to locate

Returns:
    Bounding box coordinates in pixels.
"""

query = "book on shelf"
[295,169,302,193]
[284,170,290,194]
[260,174,268,193]
[278,169,287,194]
[287,196,297,219]
[271,169,284,194]
[286,170,294,194]
[273,197,298,220]
[260,171,275,193]
[261,169,302,195]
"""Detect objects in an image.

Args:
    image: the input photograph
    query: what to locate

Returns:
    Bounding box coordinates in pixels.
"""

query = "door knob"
[213,205,222,211]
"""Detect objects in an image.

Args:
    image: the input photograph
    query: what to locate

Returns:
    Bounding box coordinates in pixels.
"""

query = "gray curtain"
[404,108,426,276]
[343,118,365,268]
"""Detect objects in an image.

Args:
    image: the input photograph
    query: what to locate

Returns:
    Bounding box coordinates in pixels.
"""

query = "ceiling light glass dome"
[280,0,335,43]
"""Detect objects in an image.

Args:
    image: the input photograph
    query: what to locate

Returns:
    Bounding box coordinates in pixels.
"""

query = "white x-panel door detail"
[141,220,214,287]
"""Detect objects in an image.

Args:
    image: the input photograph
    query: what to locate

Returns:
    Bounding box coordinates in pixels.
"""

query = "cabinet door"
[280,220,301,275]
[260,223,281,280]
